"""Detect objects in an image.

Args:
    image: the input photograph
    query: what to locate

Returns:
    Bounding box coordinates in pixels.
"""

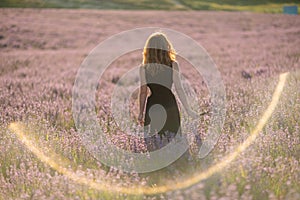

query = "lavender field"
[0,9,300,199]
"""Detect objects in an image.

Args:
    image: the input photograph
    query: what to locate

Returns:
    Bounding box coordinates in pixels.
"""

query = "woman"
[138,32,197,151]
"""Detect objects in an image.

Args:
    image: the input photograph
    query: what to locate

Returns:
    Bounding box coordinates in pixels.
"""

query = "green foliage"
[1,0,299,13]
[0,0,181,10]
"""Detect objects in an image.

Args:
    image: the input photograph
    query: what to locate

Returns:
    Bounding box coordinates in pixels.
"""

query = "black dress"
[143,62,181,150]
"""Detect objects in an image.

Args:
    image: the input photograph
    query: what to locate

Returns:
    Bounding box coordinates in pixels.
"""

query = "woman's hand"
[138,113,144,126]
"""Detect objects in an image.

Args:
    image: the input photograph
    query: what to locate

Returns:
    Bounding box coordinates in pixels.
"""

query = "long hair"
[142,32,176,75]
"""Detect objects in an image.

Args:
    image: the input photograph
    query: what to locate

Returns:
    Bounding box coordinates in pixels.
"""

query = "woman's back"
[143,62,180,144]
[145,63,174,102]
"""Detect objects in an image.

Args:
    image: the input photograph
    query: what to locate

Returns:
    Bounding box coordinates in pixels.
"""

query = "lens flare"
[8,72,288,195]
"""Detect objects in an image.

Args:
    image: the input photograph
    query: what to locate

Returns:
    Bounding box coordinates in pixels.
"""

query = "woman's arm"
[138,66,148,125]
[172,61,198,118]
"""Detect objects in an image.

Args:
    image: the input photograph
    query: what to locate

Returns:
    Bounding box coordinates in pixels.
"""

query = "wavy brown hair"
[142,32,176,75]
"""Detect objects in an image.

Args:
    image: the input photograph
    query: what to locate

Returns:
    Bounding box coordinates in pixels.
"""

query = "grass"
[0,0,299,13]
